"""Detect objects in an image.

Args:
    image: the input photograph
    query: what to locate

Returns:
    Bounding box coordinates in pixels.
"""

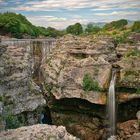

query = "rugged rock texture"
[0,34,140,139]
[43,35,116,105]
[128,133,140,140]
[0,41,46,129]
[0,124,78,140]
[42,34,140,140]
[116,44,140,88]
[117,120,139,139]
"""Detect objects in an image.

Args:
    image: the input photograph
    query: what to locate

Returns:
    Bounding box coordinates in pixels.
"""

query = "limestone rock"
[0,42,46,128]
[0,124,79,140]
[128,133,140,140]
[43,35,115,105]
[136,111,140,120]
[116,43,140,89]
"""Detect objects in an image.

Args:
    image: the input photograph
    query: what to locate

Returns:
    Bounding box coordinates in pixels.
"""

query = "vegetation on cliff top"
[0,12,64,38]
[0,12,140,39]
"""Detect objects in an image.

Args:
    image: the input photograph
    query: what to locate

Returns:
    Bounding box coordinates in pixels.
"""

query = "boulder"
[0,124,78,140]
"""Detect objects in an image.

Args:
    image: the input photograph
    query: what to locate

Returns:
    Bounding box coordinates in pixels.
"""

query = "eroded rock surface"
[43,35,117,105]
[0,34,140,140]
[0,124,78,140]
[42,34,140,140]
[0,42,46,128]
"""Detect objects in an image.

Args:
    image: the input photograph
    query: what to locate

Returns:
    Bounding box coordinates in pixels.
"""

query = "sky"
[0,0,140,29]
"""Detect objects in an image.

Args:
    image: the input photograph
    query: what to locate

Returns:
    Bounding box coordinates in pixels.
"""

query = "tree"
[66,23,83,35]
[103,19,128,31]
[0,12,63,38]
[4,17,21,38]
[132,21,140,33]
[85,23,101,34]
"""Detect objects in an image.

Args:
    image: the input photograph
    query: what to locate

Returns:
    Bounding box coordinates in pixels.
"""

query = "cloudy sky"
[0,0,140,29]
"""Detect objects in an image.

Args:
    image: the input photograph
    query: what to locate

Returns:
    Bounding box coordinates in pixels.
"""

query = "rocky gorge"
[0,33,140,140]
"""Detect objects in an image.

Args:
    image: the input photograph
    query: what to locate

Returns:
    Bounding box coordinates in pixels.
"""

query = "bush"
[85,24,101,34]
[136,88,140,94]
[83,73,101,91]
[103,19,128,31]
[132,21,140,33]
[125,49,140,57]
[0,12,63,38]
[66,23,83,35]
[5,114,20,129]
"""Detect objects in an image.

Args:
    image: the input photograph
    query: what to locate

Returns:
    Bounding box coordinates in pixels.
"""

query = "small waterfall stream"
[107,69,117,137]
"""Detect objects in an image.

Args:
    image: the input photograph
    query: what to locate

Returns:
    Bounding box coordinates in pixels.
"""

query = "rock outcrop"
[0,41,46,129]
[42,34,140,140]
[0,124,78,140]
[0,34,140,140]
[43,35,116,105]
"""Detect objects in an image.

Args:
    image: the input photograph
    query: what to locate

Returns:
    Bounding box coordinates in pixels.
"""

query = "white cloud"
[27,15,89,29]
[95,11,138,16]
[10,0,140,11]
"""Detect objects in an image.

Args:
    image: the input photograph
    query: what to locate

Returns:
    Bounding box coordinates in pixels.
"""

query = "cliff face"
[43,34,140,139]
[0,41,46,130]
[0,34,140,139]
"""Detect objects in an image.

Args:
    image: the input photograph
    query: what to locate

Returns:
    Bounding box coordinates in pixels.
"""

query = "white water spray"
[107,69,117,136]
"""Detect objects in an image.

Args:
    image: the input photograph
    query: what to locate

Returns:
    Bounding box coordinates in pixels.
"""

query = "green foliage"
[0,96,3,101]
[85,24,101,34]
[0,12,63,38]
[136,88,140,94]
[5,114,21,129]
[132,21,140,33]
[45,27,65,37]
[125,49,140,57]
[103,19,128,31]
[66,23,83,35]
[113,31,130,44]
[83,73,101,92]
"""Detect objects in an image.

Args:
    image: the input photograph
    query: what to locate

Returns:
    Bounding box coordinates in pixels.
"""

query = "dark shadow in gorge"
[117,98,140,122]
[40,106,52,125]
[50,97,106,119]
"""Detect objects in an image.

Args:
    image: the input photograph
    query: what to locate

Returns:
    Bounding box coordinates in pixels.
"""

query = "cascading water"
[107,69,117,137]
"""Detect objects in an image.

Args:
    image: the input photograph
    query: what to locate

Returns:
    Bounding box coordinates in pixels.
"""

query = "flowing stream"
[107,69,117,137]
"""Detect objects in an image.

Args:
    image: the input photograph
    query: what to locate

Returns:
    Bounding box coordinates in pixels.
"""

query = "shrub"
[125,49,140,57]
[5,114,20,129]
[136,88,140,94]
[103,19,128,31]
[83,73,101,91]
[132,21,140,33]
[66,23,83,35]
[85,24,101,34]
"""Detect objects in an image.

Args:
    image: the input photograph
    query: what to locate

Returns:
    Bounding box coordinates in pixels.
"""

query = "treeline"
[66,19,140,35]
[0,12,64,38]
[0,12,140,38]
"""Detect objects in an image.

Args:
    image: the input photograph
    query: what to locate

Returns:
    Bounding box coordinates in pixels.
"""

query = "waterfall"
[107,69,117,137]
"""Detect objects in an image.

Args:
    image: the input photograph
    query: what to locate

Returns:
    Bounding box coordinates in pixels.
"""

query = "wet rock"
[107,135,117,140]
[136,111,140,120]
